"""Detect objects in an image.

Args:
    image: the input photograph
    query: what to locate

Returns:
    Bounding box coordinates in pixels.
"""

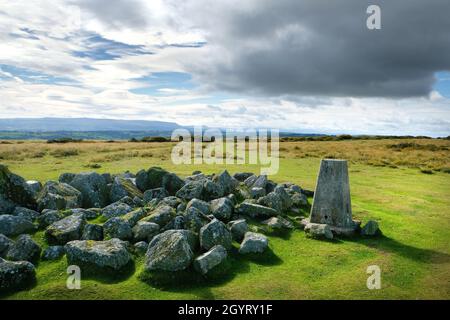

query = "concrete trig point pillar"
[309,159,359,235]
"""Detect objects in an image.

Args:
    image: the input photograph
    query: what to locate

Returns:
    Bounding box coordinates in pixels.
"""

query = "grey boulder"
[0,258,36,291]
[0,215,36,237]
[144,230,196,272]
[361,220,381,236]
[69,172,109,208]
[239,232,269,254]
[6,234,42,263]
[103,217,132,240]
[199,219,232,251]
[45,214,86,245]
[227,219,248,241]
[210,197,234,221]
[237,202,278,218]
[304,223,334,240]
[132,221,160,242]
[36,181,82,211]
[81,224,104,241]
[65,239,131,273]
[101,201,133,219]
[42,246,65,260]
[194,245,227,275]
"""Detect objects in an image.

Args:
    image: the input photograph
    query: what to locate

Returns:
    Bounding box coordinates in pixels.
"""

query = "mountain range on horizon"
[0,117,183,132]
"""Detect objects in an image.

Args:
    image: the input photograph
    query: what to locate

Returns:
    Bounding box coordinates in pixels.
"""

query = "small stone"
[132,221,160,242]
[194,245,227,275]
[361,220,381,236]
[227,219,248,241]
[42,246,65,260]
[239,232,268,254]
[210,197,234,221]
[304,223,334,240]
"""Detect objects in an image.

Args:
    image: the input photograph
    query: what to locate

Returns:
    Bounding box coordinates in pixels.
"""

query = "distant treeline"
[0,130,448,142]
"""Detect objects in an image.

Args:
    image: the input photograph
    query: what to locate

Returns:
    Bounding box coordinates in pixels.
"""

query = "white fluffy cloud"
[0,0,449,137]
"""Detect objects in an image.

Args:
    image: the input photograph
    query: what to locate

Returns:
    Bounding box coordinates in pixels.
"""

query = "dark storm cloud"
[182,0,450,97]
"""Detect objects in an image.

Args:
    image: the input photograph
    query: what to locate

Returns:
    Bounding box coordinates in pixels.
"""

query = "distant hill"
[0,118,182,131]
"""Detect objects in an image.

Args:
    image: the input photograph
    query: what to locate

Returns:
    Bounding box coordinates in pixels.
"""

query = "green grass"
[1,142,449,299]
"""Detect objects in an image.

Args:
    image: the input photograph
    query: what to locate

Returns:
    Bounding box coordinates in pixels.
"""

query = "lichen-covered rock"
[0,258,36,291]
[12,207,40,222]
[0,215,36,237]
[290,192,308,207]
[304,223,334,240]
[36,181,82,211]
[0,234,13,258]
[143,188,169,204]
[6,234,42,263]
[202,180,224,201]
[103,217,132,240]
[26,180,42,197]
[210,197,233,221]
[144,230,195,272]
[274,185,293,210]
[250,187,266,199]
[101,201,133,219]
[120,208,146,227]
[200,219,232,250]
[194,245,227,275]
[0,195,15,215]
[65,239,131,273]
[42,246,65,260]
[110,176,143,203]
[37,210,65,228]
[65,208,100,220]
[161,172,185,195]
[69,172,109,208]
[237,202,278,218]
[186,198,210,216]
[160,215,185,232]
[183,207,210,233]
[245,175,267,189]
[132,221,160,242]
[0,164,37,210]
[58,172,75,184]
[213,170,238,195]
[158,196,182,208]
[81,224,103,241]
[257,192,283,213]
[262,216,294,229]
[134,241,148,255]
[175,181,204,201]
[227,219,248,241]
[361,220,381,236]
[45,214,86,245]
[140,205,175,227]
[136,167,169,192]
[233,172,253,182]
[239,232,268,254]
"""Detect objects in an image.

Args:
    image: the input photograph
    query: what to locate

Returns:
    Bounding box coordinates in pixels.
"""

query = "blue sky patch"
[434,71,450,98]
[0,64,77,85]
[72,33,153,61]
[130,72,195,95]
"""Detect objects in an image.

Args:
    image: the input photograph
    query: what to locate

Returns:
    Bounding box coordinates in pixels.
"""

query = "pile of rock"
[0,163,381,292]
[0,165,310,291]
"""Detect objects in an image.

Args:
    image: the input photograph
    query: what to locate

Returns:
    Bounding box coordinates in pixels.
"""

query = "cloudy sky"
[0,0,449,136]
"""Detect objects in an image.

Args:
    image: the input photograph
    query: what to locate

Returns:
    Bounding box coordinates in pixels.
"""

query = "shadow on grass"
[139,246,283,297]
[76,260,136,284]
[349,235,450,264]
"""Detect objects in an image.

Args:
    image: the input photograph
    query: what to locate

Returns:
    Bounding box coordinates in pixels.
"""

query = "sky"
[0,0,449,136]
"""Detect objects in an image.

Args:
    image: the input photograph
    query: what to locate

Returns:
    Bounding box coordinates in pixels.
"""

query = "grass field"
[1,139,449,299]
